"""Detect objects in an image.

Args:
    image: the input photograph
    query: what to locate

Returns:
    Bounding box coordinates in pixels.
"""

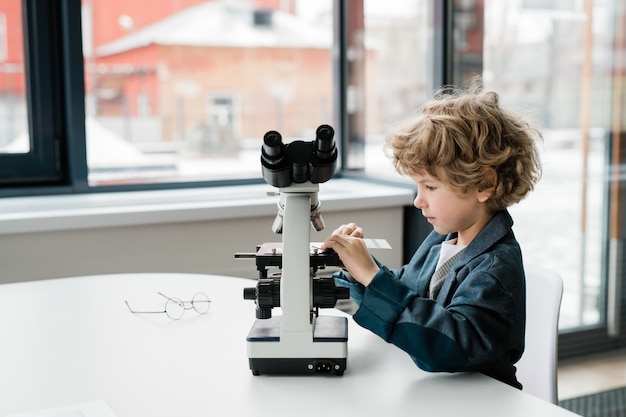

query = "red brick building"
[0,0,377,153]
[87,0,344,151]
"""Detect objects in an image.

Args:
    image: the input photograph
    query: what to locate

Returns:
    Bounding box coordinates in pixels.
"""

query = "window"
[353,0,626,357]
[357,1,433,178]
[0,0,81,189]
[3,0,626,357]
[82,0,334,186]
[0,1,29,163]
[480,0,626,355]
[0,3,27,157]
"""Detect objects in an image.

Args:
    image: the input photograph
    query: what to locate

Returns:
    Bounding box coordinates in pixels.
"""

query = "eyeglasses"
[125,292,211,320]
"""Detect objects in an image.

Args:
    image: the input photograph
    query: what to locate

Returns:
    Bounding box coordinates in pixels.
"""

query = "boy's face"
[410,169,493,246]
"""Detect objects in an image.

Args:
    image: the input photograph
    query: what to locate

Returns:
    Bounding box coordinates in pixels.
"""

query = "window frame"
[0,0,67,191]
[3,0,431,196]
[2,0,356,197]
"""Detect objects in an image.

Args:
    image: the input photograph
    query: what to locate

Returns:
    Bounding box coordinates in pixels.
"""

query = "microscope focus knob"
[256,278,281,307]
[243,287,257,300]
[313,278,350,309]
[244,279,281,319]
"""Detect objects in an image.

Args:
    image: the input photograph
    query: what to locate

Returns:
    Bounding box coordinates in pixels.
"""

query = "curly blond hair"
[384,82,542,214]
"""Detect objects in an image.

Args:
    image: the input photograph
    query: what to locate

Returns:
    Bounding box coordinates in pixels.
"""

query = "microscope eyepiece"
[262,131,284,158]
[310,125,337,184]
[316,124,333,139]
[315,125,335,159]
[261,131,292,188]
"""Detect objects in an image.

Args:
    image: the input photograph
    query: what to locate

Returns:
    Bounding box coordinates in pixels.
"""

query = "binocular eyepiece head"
[261,125,337,188]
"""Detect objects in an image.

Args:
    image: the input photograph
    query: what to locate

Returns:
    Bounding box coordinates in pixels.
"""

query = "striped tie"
[428,250,464,299]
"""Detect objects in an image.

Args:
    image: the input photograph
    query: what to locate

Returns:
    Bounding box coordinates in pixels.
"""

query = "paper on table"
[310,238,392,250]
[6,401,117,417]
[362,238,392,249]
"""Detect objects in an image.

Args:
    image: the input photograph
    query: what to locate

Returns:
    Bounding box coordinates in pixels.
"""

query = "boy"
[321,83,542,389]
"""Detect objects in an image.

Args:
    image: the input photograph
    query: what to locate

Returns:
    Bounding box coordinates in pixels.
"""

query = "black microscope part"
[260,124,337,188]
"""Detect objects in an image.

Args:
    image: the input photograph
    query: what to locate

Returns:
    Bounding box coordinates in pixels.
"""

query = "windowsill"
[0,179,415,235]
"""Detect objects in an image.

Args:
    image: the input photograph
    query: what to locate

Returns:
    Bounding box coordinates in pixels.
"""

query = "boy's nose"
[414,194,425,209]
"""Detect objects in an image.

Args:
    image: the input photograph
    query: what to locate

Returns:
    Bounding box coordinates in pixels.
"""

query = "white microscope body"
[239,125,348,376]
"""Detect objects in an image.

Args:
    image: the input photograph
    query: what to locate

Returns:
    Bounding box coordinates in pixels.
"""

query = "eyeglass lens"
[192,292,211,314]
[164,297,185,320]
[162,292,211,320]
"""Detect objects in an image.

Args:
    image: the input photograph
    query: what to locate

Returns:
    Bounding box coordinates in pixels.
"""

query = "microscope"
[236,125,349,376]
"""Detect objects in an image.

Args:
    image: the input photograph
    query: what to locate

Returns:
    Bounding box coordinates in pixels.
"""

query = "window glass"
[360,0,433,179]
[0,0,29,155]
[83,0,333,186]
[483,0,616,331]
[359,0,619,333]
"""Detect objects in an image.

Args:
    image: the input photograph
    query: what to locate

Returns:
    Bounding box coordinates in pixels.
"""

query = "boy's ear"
[477,167,497,202]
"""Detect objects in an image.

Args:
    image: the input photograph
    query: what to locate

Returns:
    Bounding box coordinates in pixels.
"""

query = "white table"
[0,273,580,417]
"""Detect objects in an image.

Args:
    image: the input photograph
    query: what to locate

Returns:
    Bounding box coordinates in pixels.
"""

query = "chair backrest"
[516,263,564,404]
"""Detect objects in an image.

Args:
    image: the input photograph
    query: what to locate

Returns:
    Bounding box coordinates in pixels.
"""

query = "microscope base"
[246,315,348,376]
[248,357,347,376]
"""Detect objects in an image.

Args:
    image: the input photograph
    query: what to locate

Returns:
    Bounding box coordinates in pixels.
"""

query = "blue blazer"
[336,209,525,389]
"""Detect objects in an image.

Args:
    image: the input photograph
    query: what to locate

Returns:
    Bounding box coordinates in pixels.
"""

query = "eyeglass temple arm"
[124,300,166,314]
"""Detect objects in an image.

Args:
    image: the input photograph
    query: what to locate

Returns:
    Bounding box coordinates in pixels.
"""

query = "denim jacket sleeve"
[346,210,526,388]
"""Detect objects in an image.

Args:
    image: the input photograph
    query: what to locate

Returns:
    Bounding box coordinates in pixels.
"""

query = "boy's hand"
[322,224,379,286]
[328,222,364,238]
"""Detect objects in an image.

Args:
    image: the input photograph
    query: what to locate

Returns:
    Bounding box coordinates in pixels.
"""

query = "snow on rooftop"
[97,1,332,57]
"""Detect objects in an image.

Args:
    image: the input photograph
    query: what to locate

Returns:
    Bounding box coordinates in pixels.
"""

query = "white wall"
[0,180,414,283]
[0,207,404,283]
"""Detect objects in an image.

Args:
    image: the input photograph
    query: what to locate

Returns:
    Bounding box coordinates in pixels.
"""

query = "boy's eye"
[425,185,436,191]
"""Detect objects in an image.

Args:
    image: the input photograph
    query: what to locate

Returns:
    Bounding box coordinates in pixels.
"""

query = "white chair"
[516,263,564,404]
